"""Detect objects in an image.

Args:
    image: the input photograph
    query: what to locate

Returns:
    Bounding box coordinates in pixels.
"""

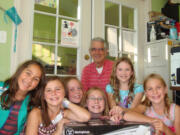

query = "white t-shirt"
[96,66,103,74]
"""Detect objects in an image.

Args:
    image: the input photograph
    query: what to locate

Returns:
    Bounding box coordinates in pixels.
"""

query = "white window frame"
[32,0,82,78]
[103,0,138,76]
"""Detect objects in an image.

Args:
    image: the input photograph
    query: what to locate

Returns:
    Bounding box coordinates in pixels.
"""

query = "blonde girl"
[106,57,144,110]
[81,87,109,119]
[131,74,180,135]
[26,76,90,135]
[64,77,83,105]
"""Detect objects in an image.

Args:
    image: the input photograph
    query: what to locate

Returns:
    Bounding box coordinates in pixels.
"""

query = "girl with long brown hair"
[25,76,90,135]
[106,57,144,110]
[0,60,45,135]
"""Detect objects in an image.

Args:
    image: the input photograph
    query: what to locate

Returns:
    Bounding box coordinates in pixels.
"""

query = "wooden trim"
[170,86,180,91]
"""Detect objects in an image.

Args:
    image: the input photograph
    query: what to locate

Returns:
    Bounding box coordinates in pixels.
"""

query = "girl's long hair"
[142,73,170,117]
[110,57,135,104]
[81,87,109,116]
[40,76,65,127]
[0,60,45,111]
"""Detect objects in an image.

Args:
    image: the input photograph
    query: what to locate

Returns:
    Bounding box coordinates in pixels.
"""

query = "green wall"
[151,0,168,12]
[151,0,180,22]
[0,0,13,81]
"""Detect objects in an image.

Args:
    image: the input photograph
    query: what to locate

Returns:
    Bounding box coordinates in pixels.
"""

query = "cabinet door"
[145,41,168,68]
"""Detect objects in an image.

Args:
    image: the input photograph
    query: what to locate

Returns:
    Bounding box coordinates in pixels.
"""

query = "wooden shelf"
[170,86,180,91]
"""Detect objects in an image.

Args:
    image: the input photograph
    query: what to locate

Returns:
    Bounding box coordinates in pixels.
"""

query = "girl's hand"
[110,114,122,123]
[154,130,161,135]
[109,106,123,116]
[53,118,69,135]
[152,119,167,133]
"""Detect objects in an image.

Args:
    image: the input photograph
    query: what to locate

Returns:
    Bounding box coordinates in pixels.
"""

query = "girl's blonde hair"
[81,87,109,116]
[110,57,135,104]
[143,73,170,116]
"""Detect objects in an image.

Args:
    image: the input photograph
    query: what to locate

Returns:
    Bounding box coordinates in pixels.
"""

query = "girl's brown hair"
[0,60,45,110]
[142,73,170,116]
[40,76,65,127]
[110,57,135,104]
[81,87,109,116]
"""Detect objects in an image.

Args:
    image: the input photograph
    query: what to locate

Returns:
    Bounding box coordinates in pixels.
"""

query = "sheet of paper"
[107,27,118,57]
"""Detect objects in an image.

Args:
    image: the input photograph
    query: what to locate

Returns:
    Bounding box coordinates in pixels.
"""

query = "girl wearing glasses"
[81,87,109,119]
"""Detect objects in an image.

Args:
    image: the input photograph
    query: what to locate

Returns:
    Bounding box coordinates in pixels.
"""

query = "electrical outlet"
[0,31,7,44]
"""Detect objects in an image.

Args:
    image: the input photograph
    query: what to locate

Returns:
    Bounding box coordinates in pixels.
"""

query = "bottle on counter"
[150,24,156,41]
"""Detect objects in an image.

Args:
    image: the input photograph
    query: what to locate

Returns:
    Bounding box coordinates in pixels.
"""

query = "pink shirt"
[81,59,113,92]
[145,103,176,134]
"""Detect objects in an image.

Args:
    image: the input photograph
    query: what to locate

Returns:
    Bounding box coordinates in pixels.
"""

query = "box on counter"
[64,119,152,135]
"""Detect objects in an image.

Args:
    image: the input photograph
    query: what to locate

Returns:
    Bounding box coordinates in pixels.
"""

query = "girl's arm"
[107,93,116,109]
[123,110,154,123]
[130,104,147,114]
[25,108,41,135]
[64,101,90,122]
[131,92,144,108]
[110,104,151,123]
[174,104,180,135]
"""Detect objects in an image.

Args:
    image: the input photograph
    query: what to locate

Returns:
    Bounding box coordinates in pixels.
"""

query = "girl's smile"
[145,78,167,105]
[67,79,83,104]
[116,61,133,84]
[44,80,65,107]
[87,90,105,114]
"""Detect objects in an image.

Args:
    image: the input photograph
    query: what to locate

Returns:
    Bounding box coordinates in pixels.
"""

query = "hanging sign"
[61,20,78,46]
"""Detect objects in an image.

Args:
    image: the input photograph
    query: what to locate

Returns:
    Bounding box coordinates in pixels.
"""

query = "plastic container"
[169,27,178,40]
[175,22,180,41]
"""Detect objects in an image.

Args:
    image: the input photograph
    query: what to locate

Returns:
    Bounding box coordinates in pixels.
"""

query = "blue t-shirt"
[106,83,144,108]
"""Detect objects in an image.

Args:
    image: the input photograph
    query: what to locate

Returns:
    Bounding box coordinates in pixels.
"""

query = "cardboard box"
[64,119,152,135]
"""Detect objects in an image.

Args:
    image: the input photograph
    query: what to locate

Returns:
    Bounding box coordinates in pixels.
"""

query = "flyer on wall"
[61,19,79,46]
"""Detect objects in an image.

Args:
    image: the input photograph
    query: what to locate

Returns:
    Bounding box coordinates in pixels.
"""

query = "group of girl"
[0,58,179,135]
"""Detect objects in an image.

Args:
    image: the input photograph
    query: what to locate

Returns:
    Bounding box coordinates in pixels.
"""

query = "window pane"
[105,2,119,26]
[58,18,78,44]
[57,47,77,75]
[122,6,134,29]
[33,13,56,43]
[122,53,135,64]
[34,0,56,14]
[59,0,78,18]
[122,30,136,53]
[32,44,55,74]
[105,26,119,59]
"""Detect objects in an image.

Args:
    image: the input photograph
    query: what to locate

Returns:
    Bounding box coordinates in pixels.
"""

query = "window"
[104,0,137,66]
[32,0,80,77]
